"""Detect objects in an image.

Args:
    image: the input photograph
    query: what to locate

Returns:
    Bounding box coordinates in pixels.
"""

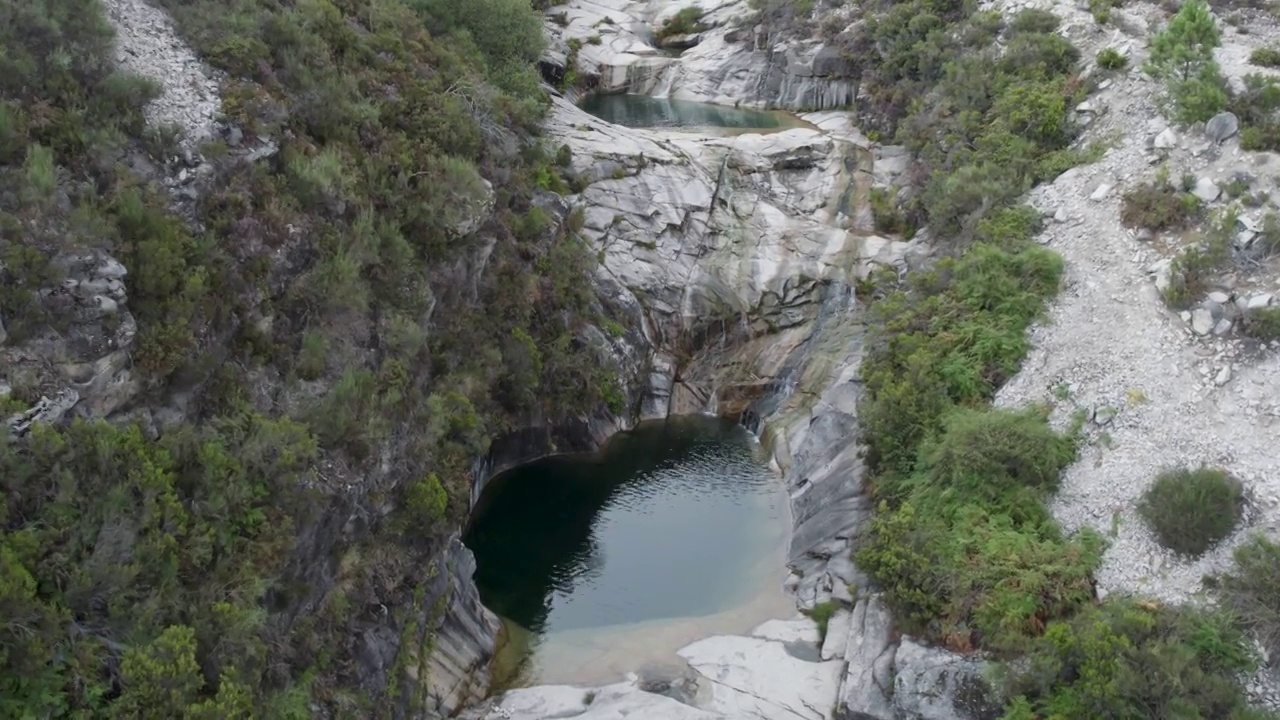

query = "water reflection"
[464,415,789,684]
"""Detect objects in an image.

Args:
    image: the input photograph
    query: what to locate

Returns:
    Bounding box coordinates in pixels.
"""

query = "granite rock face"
[543,0,859,110]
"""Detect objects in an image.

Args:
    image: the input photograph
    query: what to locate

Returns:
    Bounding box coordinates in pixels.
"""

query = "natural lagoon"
[464,415,790,686]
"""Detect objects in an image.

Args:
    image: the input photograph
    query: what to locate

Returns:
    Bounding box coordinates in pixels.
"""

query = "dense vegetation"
[841,2,1270,716]
[1,0,616,715]
[1139,466,1244,557]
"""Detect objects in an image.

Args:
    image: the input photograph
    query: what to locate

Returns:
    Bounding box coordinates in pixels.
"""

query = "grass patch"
[1242,306,1280,342]
[1215,536,1280,659]
[1139,466,1244,557]
[806,600,840,642]
[1096,47,1128,69]
[1250,48,1280,68]
[655,7,708,42]
[1120,180,1202,230]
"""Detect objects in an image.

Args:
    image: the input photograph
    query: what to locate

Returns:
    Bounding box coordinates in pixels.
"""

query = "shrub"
[655,7,707,41]
[1242,306,1280,342]
[1096,47,1128,69]
[1249,47,1280,68]
[1087,0,1124,23]
[1145,0,1229,124]
[1119,181,1201,229]
[1008,8,1060,35]
[1138,466,1243,556]
[806,600,840,641]
[1003,600,1259,718]
[1215,535,1280,658]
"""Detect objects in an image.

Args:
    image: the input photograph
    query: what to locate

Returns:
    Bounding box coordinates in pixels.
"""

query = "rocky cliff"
[543,0,860,110]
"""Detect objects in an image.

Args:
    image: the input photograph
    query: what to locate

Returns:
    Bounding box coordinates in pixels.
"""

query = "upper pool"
[577,93,810,134]
[464,415,790,686]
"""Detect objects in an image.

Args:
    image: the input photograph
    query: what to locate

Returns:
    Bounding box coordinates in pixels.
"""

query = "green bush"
[1138,466,1244,556]
[1215,535,1280,659]
[1120,181,1201,229]
[655,7,708,41]
[1087,0,1124,24]
[1243,306,1280,341]
[1145,0,1229,125]
[1250,47,1280,68]
[0,0,623,714]
[1003,600,1260,718]
[843,0,1262,713]
[806,600,840,641]
[1231,74,1280,152]
[857,409,1099,651]
[1008,8,1060,35]
[1096,47,1128,69]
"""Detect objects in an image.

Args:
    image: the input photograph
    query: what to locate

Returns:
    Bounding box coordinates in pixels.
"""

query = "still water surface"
[464,415,790,686]
[577,93,811,134]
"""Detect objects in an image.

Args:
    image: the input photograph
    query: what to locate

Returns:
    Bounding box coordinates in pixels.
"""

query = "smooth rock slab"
[494,680,721,720]
[837,596,896,720]
[678,634,844,720]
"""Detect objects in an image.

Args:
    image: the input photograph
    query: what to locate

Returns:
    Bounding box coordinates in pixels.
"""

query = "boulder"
[893,638,1002,720]
[1205,112,1239,143]
[836,596,896,720]
[1192,177,1220,203]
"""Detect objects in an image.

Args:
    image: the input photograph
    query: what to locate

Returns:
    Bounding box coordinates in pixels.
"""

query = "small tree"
[1145,0,1228,124]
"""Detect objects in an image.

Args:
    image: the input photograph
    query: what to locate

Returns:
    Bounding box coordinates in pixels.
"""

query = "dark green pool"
[464,415,789,685]
[578,93,806,132]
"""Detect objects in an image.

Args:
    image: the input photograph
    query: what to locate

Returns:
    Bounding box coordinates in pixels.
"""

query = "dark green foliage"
[1251,48,1280,68]
[1231,74,1280,152]
[845,1,1261,713]
[655,7,708,41]
[1243,306,1280,341]
[806,600,840,641]
[1216,536,1280,659]
[1,0,619,714]
[1096,47,1128,70]
[857,409,1099,651]
[1120,180,1202,229]
[1087,0,1124,23]
[861,243,1064,475]
[0,417,315,715]
[1008,8,1060,35]
[1139,467,1244,556]
[1002,600,1261,719]
[1145,0,1229,124]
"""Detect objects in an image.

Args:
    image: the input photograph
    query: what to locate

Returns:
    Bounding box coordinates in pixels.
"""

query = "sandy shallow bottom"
[491,503,794,688]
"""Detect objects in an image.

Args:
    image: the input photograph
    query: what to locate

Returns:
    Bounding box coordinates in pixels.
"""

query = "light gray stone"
[821,608,853,660]
[1191,307,1215,335]
[1192,177,1221,203]
[679,634,845,720]
[1205,111,1240,143]
[1090,183,1113,201]
[837,596,896,720]
[1248,293,1275,310]
[1154,126,1178,149]
[893,638,1001,720]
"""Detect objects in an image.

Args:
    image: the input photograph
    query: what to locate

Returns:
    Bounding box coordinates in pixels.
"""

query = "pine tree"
[1146,0,1221,83]
[1144,0,1228,124]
